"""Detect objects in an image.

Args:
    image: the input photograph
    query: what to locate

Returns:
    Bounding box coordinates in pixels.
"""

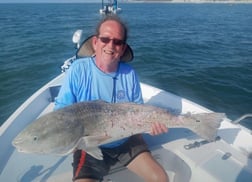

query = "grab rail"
[232,114,252,124]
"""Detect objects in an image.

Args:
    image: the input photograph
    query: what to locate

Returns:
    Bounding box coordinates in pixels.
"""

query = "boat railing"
[232,113,252,124]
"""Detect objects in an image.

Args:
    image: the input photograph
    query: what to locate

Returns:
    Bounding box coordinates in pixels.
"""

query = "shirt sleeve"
[54,66,78,110]
[132,71,144,104]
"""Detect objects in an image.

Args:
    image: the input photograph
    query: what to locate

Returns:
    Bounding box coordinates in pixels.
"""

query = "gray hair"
[95,15,128,42]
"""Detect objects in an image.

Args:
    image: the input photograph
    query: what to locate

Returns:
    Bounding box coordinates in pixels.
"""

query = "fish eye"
[33,136,38,141]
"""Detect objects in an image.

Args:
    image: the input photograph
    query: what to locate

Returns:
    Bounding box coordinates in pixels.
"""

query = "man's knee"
[148,169,169,182]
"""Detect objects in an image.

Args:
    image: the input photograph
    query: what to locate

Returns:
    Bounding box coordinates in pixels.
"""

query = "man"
[55,15,169,182]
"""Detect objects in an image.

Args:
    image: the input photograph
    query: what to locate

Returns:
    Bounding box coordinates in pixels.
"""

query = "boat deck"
[1,74,252,181]
[2,125,252,182]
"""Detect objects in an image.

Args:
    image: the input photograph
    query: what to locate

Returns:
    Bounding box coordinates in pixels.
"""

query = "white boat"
[99,0,122,15]
[1,30,252,182]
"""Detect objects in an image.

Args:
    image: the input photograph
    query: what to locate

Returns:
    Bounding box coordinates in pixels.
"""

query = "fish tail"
[189,113,226,141]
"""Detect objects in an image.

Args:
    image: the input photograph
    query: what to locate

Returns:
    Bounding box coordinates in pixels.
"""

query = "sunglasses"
[98,37,125,46]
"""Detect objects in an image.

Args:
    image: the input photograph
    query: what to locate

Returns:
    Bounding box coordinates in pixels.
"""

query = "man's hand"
[150,122,168,135]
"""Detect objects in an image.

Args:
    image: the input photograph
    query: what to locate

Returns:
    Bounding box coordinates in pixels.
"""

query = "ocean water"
[0,3,251,128]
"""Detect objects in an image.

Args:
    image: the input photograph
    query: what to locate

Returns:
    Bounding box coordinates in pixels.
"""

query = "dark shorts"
[72,134,149,181]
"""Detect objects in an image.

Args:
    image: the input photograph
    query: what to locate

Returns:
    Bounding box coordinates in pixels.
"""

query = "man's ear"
[121,44,127,56]
[92,36,98,51]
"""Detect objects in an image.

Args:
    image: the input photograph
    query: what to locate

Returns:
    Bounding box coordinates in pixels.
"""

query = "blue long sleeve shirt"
[54,57,143,147]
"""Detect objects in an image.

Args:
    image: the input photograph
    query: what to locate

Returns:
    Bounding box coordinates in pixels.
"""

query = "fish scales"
[12,100,225,158]
[80,102,176,137]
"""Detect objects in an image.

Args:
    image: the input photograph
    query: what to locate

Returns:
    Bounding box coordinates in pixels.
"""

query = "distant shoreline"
[0,1,252,4]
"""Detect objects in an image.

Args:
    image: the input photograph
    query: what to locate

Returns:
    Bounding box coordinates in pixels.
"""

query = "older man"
[55,15,168,182]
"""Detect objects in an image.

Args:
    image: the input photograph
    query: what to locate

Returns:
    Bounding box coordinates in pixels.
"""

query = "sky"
[0,0,102,3]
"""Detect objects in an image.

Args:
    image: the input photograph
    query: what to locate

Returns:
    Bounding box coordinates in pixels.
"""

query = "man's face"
[93,20,126,64]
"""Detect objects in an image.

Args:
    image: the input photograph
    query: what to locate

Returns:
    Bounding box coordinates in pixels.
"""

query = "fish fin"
[76,136,111,160]
[77,135,112,149]
[85,135,112,147]
[189,113,226,141]
[85,147,104,160]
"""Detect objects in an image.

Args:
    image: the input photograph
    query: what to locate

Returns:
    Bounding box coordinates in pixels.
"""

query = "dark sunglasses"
[98,37,125,46]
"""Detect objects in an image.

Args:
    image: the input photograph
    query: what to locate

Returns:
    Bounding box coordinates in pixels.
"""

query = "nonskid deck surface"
[103,135,252,182]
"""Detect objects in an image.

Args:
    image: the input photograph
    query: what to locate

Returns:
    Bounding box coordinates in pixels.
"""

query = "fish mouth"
[12,138,23,145]
[12,137,25,148]
[12,139,34,153]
